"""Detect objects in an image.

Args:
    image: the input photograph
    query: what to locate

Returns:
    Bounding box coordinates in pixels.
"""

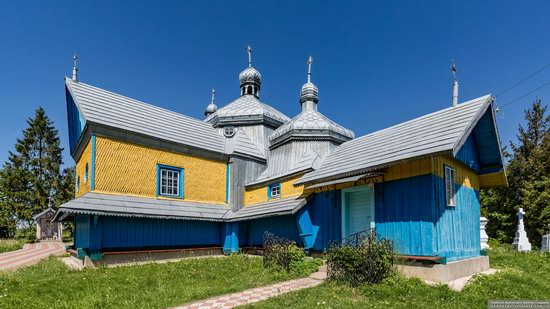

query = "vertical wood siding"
[66,87,85,154]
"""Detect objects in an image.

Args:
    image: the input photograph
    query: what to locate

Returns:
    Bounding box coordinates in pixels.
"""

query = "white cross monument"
[512,208,531,252]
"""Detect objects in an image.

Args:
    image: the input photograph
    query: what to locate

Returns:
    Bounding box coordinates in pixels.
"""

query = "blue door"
[342,186,374,239]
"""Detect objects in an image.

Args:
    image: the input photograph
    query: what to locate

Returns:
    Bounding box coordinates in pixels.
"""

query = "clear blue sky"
[1,1,550,166]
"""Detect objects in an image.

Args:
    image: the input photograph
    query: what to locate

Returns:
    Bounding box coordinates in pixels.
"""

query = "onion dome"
[239,46,261,97]
[269,55,354,146]
[204,89,218,117]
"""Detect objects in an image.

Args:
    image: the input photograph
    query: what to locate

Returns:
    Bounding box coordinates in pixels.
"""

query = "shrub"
[263,232,320,274]
[326,229,394,286]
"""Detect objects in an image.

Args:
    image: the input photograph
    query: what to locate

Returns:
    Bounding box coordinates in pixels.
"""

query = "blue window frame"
[84,163,89,184]
[268,182,281,199]
[156,164,184,198]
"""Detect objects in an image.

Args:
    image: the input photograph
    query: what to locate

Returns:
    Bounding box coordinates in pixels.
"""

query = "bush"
[263,232,320,275]
[326,229,394,286]
[15,226,37,243]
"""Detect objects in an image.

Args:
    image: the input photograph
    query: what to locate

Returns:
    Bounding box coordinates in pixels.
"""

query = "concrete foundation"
[395,256,490,283]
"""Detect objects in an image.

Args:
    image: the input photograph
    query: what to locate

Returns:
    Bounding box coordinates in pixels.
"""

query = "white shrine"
[512,208,531,252]
[480,217,489,250]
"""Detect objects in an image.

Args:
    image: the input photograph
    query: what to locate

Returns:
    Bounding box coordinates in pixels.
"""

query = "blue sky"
[1,1,550,166]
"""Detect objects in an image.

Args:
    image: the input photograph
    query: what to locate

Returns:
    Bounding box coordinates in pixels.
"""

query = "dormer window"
[223,126,236,138]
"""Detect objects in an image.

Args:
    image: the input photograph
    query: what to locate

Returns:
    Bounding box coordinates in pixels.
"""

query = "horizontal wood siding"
[374,174,435,256]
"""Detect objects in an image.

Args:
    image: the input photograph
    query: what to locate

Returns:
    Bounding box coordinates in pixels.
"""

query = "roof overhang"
[304,173,384,190]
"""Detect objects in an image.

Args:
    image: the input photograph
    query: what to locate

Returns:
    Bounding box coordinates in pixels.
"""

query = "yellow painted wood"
[244,175,305,206]
[480,171,507,188]
[432,155,480,190]
[94,136,227,204]
[75,138,92,197]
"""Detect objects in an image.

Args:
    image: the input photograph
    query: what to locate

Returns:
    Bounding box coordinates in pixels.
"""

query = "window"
[157,165,184,198]
[223,126,236,138]
[444,165,456,207]
[268,182,281,199]
[76,176,80,193]
[84,163,89,183]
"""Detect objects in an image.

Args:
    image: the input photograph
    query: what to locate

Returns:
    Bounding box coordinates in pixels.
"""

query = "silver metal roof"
[247,148,322,187]
[269,109,355,145]
[55,193,230,222]
[224,194,310,222]
[54,192,310,222]
[205,95,290,126]
[297,95,493,185]
[225,128,266,160]
[65,78,227,155]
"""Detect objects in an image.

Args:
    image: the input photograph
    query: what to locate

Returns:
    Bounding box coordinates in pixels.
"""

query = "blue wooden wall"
[456,134,481,172]
[308,191,342,251]
[238,215,302,247]
[374,174,435,256]
[433,175,481,261]
[65,87,85,154]
[74,214,222,250]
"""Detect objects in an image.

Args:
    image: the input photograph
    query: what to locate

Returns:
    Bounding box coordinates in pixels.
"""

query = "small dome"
[300,82,318,104]
[239,67,262,86]
[204,102,217,117]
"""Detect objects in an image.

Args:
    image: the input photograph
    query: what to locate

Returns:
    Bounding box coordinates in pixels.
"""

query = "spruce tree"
[0,107,72,229]
[481,99,550,246]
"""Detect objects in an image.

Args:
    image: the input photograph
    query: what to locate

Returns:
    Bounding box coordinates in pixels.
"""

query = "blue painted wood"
[223,222,239,254]
[374,175,435,256]
[74,214,91,249]
[296,207,319,250]
[225,164,230,203]
[97,216,221,250]
[308,191,342,251]
[456,134,481,172]
[473,109,503,169]
[433,174,481,261]
[238,215,302,247]
[65,87,85,154]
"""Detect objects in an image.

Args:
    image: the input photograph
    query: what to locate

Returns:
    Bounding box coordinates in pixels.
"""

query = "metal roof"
[224,194,310,222]
[54,192,310,223]
[269,109,355,145]
[205,95,290,126]
[225,128,266,160]
[65,78,227,155]
[55,193,230,222]
[296,95,493,185]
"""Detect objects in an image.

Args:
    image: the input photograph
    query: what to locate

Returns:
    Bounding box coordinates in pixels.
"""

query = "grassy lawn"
[0,239,26,254]
[0,255,317,308]
[246,247,550,309]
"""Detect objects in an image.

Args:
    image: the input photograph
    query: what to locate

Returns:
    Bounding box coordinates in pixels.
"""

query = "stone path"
[0,242,66,271]
[173,266,326,309]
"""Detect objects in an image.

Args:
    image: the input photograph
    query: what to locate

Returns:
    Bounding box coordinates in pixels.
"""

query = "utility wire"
[498,80,550,109]
[495,62,550,98]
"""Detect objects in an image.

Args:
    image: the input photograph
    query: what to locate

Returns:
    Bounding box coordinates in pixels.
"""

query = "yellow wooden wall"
[432,155,480,190]
[75,138,92,197]
[93,136,227,204]
[244,174,305,206]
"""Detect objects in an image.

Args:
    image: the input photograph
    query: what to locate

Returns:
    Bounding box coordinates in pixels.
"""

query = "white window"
[76,176,80,193]
[160,168,180,197]
[445,166,456,207]
[84,163,89,183]
[269,183,281,198]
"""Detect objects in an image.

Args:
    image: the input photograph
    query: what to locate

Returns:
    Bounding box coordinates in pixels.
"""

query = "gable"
[66,86,86,154]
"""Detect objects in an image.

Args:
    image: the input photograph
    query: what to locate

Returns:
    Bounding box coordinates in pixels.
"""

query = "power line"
[498,80,550,109]
[495,62,550,98]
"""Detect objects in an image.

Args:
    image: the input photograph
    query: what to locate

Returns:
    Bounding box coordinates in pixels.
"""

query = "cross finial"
[451,59,457,81]
[247,45,253,67]
[211,88,216,103]
[72,53,79,82]
[307,55,313,83]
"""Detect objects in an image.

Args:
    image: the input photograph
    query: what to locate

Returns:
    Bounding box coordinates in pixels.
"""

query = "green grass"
[246,247,550,309]
[0,239,26,254]
[0,255,318,308]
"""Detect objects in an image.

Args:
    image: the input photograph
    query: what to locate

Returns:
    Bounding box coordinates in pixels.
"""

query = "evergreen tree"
[0,107,72,230]
[481,99,550,246]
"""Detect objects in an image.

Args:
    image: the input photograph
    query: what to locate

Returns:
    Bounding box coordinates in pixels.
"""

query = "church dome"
[239,67,262,87]
[300,82,318,104]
